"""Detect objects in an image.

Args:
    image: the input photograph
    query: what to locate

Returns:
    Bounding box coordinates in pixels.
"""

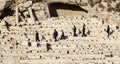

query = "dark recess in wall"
[48,2,88,17]
[0,7,15,19]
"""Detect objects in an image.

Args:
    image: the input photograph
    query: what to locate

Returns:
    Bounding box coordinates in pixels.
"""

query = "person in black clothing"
[53,29,58,42]
[73,25,77,36]
[46,43,52,51]
[35,30,40,42]
[82,24,86,37]
[107,25,110,38]
[60,30,65,39]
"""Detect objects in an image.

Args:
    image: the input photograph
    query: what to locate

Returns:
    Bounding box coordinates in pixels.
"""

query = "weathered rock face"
[0,0,120,17]
[0,0,120,25]
[0,0,12,16]
[45,0,120,12]
[2,0,119,12]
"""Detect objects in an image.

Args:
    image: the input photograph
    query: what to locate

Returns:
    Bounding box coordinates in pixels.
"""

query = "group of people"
[35,29,67,51]
[35,24,114,43]
[33,24,90,51]
[35,29,67,42]
[73,24,88,37]
[2,21,116,52]
[25,24,116,52]
[53,29,68,42]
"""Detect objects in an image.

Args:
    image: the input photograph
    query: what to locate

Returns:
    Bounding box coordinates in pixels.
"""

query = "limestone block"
[2,60,14,64]
[0,20,6,26]
[32,3,42,10]
[28,7,35,24]
[18,3,26,11]
[17,0,25,3]
[23,1,33,8]
[3,16,16,26]
[27,18,34,25]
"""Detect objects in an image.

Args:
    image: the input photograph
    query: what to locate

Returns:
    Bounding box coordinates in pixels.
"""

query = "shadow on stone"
[48,2,88,17]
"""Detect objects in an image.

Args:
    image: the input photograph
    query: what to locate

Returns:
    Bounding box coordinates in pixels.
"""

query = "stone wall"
[0,0,120,25]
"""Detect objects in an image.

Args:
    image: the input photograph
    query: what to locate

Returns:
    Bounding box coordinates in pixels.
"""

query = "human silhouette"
[35,30,40,42]
[107,25,110,38]
[73,25,77,36]
[82,24,86,37]
[46,43,52,51]
[60,30,65,39]
[53,29,58,42]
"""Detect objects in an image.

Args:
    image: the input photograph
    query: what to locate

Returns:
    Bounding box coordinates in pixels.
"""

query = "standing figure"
[107,25,110,38]
[82,24,86,37]
[53,29,58,42]
[35,30,40,42]
[73,25,77,36]
[60,30,65,39]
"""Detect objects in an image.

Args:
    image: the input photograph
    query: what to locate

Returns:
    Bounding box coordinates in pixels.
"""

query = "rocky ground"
[0,0,120,64]
[0,16,120,64]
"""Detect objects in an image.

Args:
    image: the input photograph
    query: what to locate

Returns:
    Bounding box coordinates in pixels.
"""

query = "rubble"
[0,0,120,63]
[0,0,119,25]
